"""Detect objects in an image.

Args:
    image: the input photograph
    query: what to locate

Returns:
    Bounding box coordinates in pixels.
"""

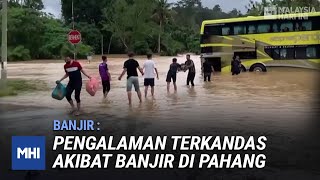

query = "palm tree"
[152,0,172,54]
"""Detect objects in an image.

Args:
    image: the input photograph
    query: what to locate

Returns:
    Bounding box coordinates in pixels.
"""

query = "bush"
[0,79,48,97]
[60,43,93,59]
[133,41,151,55]
[8,46,31,61]
[162,40,184,56]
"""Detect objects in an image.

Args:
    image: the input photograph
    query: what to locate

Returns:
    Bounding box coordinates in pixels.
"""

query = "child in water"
[99,56,111,98]
[166,58,181,92]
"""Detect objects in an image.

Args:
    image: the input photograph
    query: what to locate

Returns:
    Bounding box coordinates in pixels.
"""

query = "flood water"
[1,55,319,134]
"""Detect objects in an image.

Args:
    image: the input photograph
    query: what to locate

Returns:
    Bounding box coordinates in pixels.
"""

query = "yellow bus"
[200,12,320,73]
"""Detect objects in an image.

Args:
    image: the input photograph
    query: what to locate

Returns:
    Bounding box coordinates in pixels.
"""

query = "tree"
[39,17,69,59]
[8,0,44,10]
[246,0,270,16]
[152,0,173,54]
[61,0,114,54]
[7,7,46,59]
[61,0,110,25]
[74,22,102,54]
[102,0,156,53]
[23,0,44,10]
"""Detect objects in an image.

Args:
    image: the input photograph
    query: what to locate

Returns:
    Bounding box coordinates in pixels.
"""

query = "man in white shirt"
[143,53,159,98]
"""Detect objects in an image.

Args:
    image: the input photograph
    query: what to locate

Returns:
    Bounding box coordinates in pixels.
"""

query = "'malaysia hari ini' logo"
[12,136,46,170]
[264,6,316,19]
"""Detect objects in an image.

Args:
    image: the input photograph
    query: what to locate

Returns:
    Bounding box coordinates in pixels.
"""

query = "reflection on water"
[2,55,319,133]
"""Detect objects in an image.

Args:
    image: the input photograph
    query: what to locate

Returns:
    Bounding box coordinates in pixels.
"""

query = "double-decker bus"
[200,12,320,73]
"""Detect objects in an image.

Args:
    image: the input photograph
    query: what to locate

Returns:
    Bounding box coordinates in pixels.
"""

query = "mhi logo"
[12,136,46,170]
[17,147,40,159]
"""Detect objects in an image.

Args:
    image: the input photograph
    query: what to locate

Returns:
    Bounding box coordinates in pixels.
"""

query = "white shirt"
[143,59,156,79]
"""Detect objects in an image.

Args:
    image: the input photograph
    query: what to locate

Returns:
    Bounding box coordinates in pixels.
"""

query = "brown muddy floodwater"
[1,55,319,135]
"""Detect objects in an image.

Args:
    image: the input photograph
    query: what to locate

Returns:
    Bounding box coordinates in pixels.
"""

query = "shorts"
[127,76,140,92]
[144,78,155,87]
[102,80,111,93]
[166,72,177,83]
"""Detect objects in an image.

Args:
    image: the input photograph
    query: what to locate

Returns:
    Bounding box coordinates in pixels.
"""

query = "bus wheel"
[249,63,267,72]
[240,65,247,72]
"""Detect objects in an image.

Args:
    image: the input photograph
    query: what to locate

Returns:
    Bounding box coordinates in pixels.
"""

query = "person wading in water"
[56,55,92,116]
[166,58,181,92]
[99,56,111,98]
[202,58,214,82]
[231,55,241,76]
[184,54,196,87]
[118,52,144,105]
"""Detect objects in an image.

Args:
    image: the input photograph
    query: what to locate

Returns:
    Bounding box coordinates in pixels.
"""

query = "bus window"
[273,49,280,59]
[295,46,307,59]
[302,21,312,30]
[280,49,287,59]
[204,25,221,35]
[294,21,311,31]
[294,22,301,31]
[248,25,256,34]
[234,25,246,35]
[257,24,271,33]
[272,23,279,32]
[264,48,272,57]
[236,51,257,59]
[311,16,320,30]
[222,27,230,35]
[280,22,293,32]
[280,48,294,59]
[306,46,317,58]
[200,34,210,44]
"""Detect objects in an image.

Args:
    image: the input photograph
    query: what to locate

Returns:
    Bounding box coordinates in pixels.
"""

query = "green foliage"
[7,7,46,59]
[39,18,70,59]
[60,43,93,59]
[133,41,151,55]
[76,44,94,59]
[8,46,31,61]
[4,0,320,60]
[8,0,44,10]
[74,22,101,53]
[102,0,157,53]
[1,6,93,61]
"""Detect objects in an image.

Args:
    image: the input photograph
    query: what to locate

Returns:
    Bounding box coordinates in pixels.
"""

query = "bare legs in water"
[127,91,142,105]
[167,82,177,93]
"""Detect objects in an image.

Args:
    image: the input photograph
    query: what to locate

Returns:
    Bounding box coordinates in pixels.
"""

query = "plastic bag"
[86,77,99,96]
[52,83,67,100]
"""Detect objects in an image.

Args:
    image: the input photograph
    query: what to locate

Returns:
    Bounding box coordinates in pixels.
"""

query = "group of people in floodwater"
[56,53,242,116]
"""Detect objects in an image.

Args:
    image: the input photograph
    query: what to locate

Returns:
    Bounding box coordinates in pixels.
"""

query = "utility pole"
[101,34,104,55]
[72,0,76,60]
[1,0,8,88]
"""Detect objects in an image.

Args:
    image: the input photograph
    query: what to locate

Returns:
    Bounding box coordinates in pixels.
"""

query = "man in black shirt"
[202,59,214,82]
[231,55,241,75]
[118,52,144,105]
[166,58,181,92]
[185,54,196,86]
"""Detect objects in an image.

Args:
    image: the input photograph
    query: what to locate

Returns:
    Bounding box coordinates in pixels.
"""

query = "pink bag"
[86,77,99,96]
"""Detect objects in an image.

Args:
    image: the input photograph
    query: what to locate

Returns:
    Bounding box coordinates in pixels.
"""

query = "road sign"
[68,30,81,44]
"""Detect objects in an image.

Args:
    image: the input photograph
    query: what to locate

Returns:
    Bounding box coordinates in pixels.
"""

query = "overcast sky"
[42,0,254,18]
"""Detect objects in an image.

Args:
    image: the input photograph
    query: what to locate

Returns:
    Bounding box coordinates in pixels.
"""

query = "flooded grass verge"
[0,79,48,97]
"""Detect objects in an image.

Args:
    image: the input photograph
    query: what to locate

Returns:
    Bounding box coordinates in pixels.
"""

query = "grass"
[0,79,48,97]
